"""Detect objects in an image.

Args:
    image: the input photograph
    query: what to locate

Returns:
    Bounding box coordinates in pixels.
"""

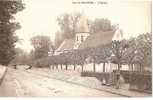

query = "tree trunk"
[56,64,58,69]
[52,65,54,70]
[66,64,68,70]
[129,64,132,84]
[49,65,52,70]
[128,63,133,71]
[118,63,120,71]
[140,63,143,72]
[60,64,62,70]
[128,64,130,71]
[103,63,105,72]
[74,64,76,71]
[93,62,96,72]
[141,64,144,72]
[131,64,134,72]
[116,63,121,89]
[81,64,84,72]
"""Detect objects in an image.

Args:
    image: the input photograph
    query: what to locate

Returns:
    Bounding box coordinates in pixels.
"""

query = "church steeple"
[76,15,90,33]
[74,15,90,49]
[112,25,124,41]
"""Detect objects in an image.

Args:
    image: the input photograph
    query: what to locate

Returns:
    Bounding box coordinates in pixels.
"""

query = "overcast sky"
[15,0,151,53]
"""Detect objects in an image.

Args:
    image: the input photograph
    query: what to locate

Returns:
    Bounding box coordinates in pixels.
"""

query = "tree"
[59,52,71,70]
[48,56,56,69]
[123,33,152,72]
[75,49,88,72]
[0,0,24,65]
[84,47,97,72]
[89,18,115,33]
[134,33,152,71]
[111,40,128,69]
[54,31,63,49]
[49,53,64,70]
[57,12,82,39]
[30,35,52,60]
[11,48,29,65]
[70,50,80,71]
[111,39,128,89]
[10,47,23,65]
[55,54,64,70]
[123,38,137,71]
[95,44,112,72]
[85,43,112,72]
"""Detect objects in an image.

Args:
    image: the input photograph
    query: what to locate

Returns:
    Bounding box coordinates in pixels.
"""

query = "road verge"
[0,65,7,85]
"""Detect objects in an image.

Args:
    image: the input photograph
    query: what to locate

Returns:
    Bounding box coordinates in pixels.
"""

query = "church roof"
[112,29,123,41]
[56,38,75,52]
[79,31,115,49]
[55,30,116,54]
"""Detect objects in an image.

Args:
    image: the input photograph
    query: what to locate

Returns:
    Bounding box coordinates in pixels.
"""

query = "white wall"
[50,63,130,72]
[74,32,90,49]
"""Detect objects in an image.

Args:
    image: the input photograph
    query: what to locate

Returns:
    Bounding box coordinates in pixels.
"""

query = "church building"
[51,15,126,72]
[54,15,123,56]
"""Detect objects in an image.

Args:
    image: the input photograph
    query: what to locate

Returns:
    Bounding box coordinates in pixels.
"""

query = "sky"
[15,0,152,53]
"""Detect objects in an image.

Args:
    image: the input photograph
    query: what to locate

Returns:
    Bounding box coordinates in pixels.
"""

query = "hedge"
[81,71,113,85]
[129,72,152,93]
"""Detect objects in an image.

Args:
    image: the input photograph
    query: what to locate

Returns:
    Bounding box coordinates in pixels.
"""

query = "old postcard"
[0,0,152,97]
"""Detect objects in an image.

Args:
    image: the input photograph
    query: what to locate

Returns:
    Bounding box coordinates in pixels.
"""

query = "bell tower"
[74,15,90,49]
[112,25,124,41]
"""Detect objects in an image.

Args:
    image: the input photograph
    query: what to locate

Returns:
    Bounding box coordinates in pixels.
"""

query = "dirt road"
[0,68,121,97]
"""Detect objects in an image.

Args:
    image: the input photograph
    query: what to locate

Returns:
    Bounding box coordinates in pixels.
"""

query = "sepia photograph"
[0,0,152,97]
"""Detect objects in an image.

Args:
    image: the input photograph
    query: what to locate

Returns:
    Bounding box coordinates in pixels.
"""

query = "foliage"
[57,12,82,39]
[10,48,30,65]
[0,0,24,65]
[93,43,112,64]
[111,40,128,66]
[134,33,152,67]
[111,39,129,89]
[89,18,116,33]
[123,33,152,71]
[122,38,137,64]
[69,50,78,65]
[129,72,152,93]
[30,35,52,60]
[55,13,115,49]
[54,31,63,49]
[32,57,50,68]
[81,71,113,85]
[54,12,83,50]
[75,49,88,66]
[31,32,151,73]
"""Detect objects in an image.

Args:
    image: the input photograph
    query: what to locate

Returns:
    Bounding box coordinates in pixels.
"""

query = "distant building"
[51,16,128,72]
[74,15,90,49]
[53,16,122,55]
[54,15,90,55]
[54,38,75,55]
